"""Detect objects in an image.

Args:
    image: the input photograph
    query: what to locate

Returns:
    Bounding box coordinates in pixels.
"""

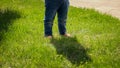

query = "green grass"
[0,0,120,68]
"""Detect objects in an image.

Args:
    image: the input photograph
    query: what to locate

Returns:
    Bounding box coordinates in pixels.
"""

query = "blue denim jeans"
[44,0,69,36]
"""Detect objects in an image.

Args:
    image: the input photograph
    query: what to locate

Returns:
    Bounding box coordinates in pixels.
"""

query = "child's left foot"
[61,33,71,37]
[45,35,53,39]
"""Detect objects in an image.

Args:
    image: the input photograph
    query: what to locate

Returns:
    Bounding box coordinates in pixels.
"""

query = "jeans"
[44,0,69,36]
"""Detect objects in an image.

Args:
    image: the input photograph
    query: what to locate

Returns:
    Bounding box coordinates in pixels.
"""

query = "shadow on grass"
[50,37,92,66]
[0,9,21,42]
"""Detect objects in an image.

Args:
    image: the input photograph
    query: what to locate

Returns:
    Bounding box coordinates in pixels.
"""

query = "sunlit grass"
[0,0,120,68]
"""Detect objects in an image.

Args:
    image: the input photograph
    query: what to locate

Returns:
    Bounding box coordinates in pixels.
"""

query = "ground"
[0,0,120,68]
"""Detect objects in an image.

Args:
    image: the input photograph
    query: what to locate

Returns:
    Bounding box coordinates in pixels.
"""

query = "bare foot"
[61,33,71,37]
[45,35,53,39]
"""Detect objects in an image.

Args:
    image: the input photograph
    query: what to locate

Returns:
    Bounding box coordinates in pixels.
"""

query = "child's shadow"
[51,37,91,65]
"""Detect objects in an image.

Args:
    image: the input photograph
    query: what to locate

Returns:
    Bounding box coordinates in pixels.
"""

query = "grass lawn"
[0,0,120,68]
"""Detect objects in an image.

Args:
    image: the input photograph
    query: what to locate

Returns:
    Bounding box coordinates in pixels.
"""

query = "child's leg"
[57,0,69,35]
[44,0,58,36]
